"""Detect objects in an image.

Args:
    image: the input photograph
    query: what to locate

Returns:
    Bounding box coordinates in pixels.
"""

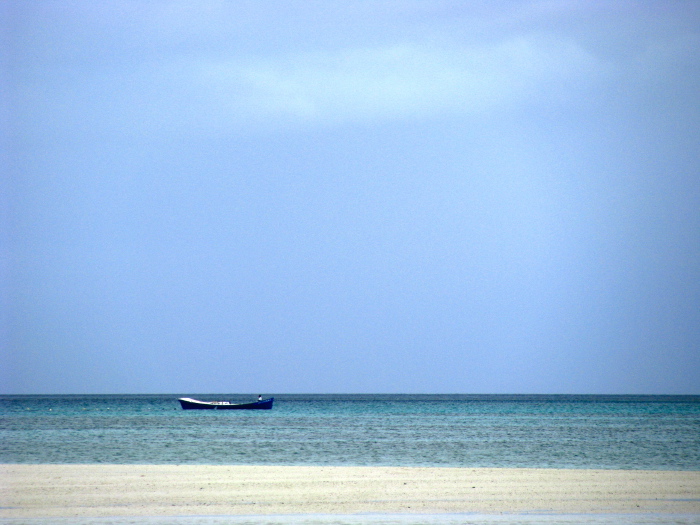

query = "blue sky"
[3,1,700,394]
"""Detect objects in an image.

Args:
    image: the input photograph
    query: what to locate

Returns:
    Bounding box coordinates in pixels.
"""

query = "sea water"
[1,394,699,469]
[2,395,699,525]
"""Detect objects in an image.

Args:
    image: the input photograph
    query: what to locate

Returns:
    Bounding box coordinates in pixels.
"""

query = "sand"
[1,465,699,518]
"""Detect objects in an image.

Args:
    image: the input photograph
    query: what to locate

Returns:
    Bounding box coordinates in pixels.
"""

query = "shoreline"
[2,465,699,518]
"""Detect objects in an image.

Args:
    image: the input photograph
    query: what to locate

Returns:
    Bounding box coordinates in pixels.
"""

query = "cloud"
[132,9,696,137]
[189,37,602,131]
[26,36,602,139]
[17,0,696,138]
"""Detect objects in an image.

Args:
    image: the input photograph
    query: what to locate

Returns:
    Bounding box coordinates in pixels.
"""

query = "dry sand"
[1,465,699,518]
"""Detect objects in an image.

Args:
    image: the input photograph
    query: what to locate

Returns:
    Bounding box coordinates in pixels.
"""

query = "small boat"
[178,397,274,410]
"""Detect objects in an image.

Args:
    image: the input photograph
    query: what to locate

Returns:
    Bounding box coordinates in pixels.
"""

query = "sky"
[3,1,700,395]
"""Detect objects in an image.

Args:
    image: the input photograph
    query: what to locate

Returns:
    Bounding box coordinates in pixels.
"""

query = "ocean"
[1,394,699,469]
[2,394,699,525]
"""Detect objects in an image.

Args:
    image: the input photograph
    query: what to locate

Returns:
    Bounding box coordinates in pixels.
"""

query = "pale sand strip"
[1,465,699,518]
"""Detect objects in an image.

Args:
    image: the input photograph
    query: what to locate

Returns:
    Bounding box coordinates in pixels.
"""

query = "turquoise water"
[2,394,699,469]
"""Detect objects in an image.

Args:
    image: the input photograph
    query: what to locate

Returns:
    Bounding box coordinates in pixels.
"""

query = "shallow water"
[1,394,699,469]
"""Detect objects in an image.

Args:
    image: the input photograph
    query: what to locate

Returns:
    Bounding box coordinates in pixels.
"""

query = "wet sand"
[2,465,699,518]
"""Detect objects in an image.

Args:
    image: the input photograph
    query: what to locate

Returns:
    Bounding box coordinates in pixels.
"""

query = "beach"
[2,465,699,519]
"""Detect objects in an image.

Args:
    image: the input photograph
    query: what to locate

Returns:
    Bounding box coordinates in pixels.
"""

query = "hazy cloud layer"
[11,1,698,135]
